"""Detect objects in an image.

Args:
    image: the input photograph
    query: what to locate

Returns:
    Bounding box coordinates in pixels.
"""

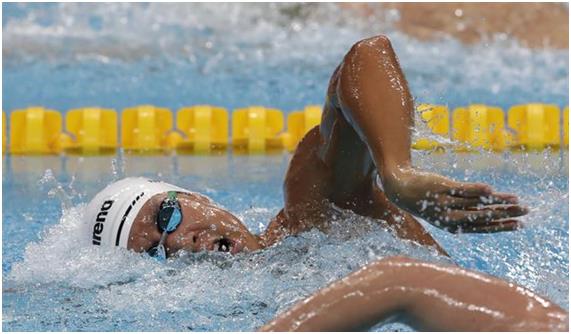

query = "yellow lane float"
[507,104,561,150]
[412,104,450,151]
[3,112,6,154]
[563,106,569,148]
[281,105,322,151]
[175,105,229,153]
[3,103,568,155]
[232,106,284,153]
[122,105,174,153]
[61,107,118,154]
[9,107,65,154]
[452,104,506,152]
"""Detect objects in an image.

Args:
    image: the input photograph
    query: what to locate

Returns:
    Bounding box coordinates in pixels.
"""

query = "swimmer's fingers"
[437,193,519,209]
[486,192,520,204]
[438,205,528,232]
[444,181,493,198]
[447,219,521,233]
[454,205,529,222]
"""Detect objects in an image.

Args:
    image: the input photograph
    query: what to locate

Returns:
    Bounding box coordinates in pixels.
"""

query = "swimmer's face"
[128,192,262,256]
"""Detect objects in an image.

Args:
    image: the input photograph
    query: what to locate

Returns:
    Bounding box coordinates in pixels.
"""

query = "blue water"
[2,3,569,332]
[2,3,569,113]
[3,152,568,331]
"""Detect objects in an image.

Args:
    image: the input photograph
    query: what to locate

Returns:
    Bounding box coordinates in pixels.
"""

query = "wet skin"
[261,256,569,331]
[128,192,263,256]
[128,35,528,256]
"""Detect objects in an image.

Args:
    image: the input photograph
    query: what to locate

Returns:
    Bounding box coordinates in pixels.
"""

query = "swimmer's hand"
[382,168,528,233]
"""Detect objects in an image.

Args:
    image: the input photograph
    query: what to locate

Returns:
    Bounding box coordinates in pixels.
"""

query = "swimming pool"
[2,3,569,332]
[3,152,568,331]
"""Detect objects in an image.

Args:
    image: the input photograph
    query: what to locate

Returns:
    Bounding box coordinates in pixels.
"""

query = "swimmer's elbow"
[339,34,396,94]
[348,35,393,56]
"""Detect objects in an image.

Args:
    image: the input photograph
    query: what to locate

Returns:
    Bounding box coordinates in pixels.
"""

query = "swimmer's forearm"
[260,256,568,332]
[335,36,527,230]
[259,257,406,331]
[387,259,569,331]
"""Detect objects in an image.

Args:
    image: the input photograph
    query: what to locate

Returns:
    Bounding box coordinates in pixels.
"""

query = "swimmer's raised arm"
[335,35,527,233]
[260,256,568,332]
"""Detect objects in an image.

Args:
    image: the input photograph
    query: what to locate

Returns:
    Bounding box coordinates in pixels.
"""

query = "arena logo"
[92,200,114,245]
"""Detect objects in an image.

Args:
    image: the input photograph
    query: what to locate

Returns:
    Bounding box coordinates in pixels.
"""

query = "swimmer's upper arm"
[336,35,414,179]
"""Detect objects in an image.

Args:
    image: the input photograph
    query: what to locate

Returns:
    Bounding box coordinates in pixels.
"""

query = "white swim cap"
[84,177,191,249]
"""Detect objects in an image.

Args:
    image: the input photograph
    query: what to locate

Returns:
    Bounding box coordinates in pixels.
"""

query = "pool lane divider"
[8,106,63,154]
[452,104,507,152]
[232,106,284,153]
[2,103,569,155]
[176,105,229,153]
[62,107,118,155]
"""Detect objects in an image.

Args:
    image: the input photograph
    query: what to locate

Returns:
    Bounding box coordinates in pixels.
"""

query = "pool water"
[2,3,569,332]
[3,151,568,331]
[2,152,569,331]
[3,3,568,112]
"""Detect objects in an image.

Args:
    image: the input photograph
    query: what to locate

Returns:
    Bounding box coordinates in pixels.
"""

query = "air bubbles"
[420,200,428,211]
[38,169,55,186]
[290,21,302,32]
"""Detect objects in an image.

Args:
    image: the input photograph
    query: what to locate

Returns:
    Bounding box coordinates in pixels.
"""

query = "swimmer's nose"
[185,230,225,253]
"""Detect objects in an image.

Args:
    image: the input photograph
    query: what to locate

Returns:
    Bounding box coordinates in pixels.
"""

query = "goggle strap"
[151,231,169,261]
[158,230,168,245]
[153,244,167,261]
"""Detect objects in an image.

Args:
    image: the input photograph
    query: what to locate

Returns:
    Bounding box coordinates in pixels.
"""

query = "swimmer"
[261,256,569,331]
[85,34,528,257]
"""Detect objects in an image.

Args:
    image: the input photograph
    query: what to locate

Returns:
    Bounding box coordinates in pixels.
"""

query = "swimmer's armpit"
[259,256,568,332]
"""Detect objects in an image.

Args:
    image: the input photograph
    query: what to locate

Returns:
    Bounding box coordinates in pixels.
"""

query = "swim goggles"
[147,191,183,261]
